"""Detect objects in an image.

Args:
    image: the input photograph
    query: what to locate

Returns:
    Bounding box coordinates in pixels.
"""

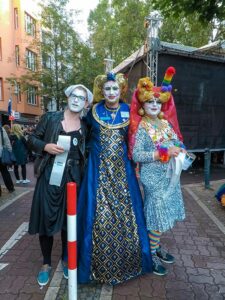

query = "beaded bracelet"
[158,146,170,163]
[174,141,186,150]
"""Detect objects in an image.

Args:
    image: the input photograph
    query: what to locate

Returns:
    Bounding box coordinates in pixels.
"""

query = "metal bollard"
[67,182,77,300]
[204,148,211,189]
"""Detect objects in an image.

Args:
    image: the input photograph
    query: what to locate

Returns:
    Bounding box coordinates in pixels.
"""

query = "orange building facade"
[0,0,43,126]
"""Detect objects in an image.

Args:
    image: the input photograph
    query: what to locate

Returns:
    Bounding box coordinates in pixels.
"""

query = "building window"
[25,12,36,36]
[14,8,19,29]
[27,86,38,105]
[0,37,2,61]
[42,53,51,69]
[15,45,20,66]
[15,82,21,102]
[26,49,37,71]
[0,78,3,101]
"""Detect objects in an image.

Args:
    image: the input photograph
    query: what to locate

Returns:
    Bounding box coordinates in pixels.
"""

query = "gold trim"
[92,103,130,129]
[104,104,120,112]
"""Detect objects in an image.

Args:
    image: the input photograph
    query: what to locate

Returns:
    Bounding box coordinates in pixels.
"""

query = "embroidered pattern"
[91,126,142,284]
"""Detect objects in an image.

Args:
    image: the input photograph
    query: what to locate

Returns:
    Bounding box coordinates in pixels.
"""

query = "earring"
[158,112,164,119]
[138,107,145,116]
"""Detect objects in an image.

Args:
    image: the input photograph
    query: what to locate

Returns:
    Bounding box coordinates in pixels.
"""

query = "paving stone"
[210,269,225,284]
[112,295,126,300]
[113,278,139,296]
[166,280,192,291]
[173,265,188,281]
[166,290,195,300]
[17,294,32,300]
[191,283,209,300]
[207,263,225,270]
[189,274,214,284]
[139,277,153,297]
[196,245,211,256]
[151,279,166,298]
[181,255,195,267]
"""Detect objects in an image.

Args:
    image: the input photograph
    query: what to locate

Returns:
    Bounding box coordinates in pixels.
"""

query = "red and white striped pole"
[67,182,77,300]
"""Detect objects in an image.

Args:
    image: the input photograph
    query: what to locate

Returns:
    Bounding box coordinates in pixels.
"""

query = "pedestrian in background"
[11,124,30,184]
[3,124,14,171]
[0,125,15,195]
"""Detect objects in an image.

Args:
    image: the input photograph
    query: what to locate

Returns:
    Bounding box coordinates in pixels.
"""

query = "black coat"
[11,135,28,165]
[28,111,88,236]
[28,111,88,175]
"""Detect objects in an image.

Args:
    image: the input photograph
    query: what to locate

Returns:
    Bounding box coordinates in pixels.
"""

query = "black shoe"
[156,246,175,264]
[8,188,15,193]
[152,255,168,276]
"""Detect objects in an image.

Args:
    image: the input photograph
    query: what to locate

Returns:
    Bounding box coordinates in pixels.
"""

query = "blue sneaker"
[62,261,68,279]
[37,264,52,286]
[152,255,168,276]
[156,246,175,264]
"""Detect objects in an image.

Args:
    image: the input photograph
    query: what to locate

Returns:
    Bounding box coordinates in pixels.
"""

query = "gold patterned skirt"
[91,127,142,285]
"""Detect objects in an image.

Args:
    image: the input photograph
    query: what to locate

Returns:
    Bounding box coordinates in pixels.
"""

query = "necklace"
[104,104,120,123]
[143,116,163,129]
[142,116,173,143]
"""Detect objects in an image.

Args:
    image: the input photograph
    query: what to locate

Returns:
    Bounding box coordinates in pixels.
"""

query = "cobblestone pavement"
[0,163,225,299]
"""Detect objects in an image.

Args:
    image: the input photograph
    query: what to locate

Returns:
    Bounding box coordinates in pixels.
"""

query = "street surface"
[0,163,225,299]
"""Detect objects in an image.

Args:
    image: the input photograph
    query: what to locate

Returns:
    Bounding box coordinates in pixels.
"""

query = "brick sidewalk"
[0,166,225,299]
[112,185,225,300]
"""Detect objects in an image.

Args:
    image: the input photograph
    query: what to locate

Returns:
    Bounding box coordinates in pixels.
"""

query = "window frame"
[0,78,3,101]
[15,45,20,66]
[25,12,36,37]
[0,37,2,61]
[26,49,37,71]
[27,86,38,105]
[14,8,19,29]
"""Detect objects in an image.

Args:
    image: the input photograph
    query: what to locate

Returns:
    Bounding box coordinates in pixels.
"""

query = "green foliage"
[160,12,214,47]
[151,0,225,23]
[87,0,217,74]
[88,0,153,68]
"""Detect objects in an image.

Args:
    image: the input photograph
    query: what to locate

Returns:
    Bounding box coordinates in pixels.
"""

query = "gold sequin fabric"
[91,126,142,285]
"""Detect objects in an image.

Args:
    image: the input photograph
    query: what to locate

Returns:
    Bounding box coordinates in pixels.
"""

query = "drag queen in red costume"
[129,67,186,276]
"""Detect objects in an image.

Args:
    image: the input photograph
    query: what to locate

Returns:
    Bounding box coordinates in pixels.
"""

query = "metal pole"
[67,182,77,300]
[204,148,211,189]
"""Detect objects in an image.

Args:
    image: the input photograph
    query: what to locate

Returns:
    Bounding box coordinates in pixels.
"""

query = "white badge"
[49,135,71,187]
[73,137,78,146]
[121,111,129,118]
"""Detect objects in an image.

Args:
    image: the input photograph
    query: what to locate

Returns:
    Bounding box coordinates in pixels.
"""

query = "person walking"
[28,84,93,286]
[11,124,30,184]
[0,125,15,194]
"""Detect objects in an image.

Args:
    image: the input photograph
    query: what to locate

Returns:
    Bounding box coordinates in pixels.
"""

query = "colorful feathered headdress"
[137,66,176,104]
[128,66,183,159]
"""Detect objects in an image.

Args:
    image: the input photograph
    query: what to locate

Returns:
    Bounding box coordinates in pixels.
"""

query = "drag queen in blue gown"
[78,73,152,285]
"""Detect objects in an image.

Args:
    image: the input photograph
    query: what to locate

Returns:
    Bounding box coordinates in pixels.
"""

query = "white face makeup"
[143,98,162,118]
[68,88,87,113]
[103,81,120,104]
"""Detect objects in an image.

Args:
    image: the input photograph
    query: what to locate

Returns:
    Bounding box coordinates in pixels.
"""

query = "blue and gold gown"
[78,100,152,285]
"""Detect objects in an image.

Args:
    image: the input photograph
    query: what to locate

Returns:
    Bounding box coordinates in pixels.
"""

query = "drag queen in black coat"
[28,84,93,286]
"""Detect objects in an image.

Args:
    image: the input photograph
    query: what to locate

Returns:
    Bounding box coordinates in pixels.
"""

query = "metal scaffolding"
[145,11,163,85]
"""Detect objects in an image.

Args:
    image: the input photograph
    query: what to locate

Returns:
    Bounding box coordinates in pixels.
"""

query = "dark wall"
[125,53,225,150]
